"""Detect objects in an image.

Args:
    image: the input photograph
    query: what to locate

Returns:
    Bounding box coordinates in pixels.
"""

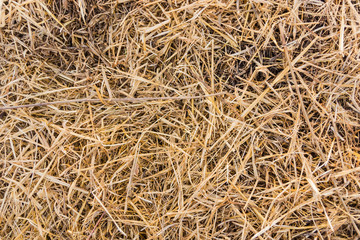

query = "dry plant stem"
[86,212,105,240]
[0,92,225,111]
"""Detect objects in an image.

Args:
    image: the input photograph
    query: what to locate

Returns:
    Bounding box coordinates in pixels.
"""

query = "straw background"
[1,0,360,239]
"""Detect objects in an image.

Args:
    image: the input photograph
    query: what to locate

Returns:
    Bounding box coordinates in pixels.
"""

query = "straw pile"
[1,0,360,239]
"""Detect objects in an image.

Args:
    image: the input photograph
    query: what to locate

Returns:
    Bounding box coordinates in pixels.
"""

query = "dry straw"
[1,0,360,239]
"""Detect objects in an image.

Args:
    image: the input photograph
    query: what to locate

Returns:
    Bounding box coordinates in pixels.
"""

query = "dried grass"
[1,0,360,239]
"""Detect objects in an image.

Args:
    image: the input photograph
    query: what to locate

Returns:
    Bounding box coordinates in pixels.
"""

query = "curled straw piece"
[0,92,225,111]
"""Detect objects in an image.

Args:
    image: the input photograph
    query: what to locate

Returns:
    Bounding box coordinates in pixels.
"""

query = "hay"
[1,0,360,239]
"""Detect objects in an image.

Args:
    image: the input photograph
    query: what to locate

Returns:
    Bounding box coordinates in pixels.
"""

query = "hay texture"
[1,0,360,239]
